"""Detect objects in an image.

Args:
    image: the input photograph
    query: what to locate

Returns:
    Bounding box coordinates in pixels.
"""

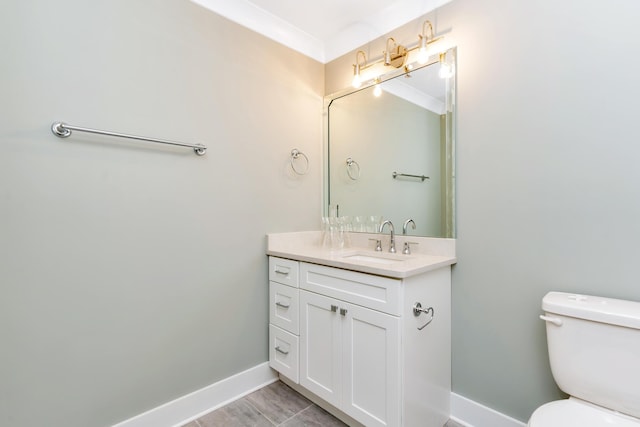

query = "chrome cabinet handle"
[413,302,434,330]
[331,305,347,315]
[275,301,290,309]
[274,268,289,275]
[275,346,289,355]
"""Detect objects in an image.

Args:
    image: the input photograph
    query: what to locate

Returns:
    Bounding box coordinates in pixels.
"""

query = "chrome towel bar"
[51,122,207,156]
[392,171,429,182]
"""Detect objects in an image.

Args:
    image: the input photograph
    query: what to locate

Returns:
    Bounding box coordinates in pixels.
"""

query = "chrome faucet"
[402,219,416,235]
[379,220,396,253]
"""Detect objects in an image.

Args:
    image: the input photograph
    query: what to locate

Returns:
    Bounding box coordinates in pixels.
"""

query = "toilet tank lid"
[542,292,640,330]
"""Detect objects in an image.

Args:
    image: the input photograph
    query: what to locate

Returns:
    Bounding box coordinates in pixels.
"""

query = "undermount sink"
[341,252,409,265]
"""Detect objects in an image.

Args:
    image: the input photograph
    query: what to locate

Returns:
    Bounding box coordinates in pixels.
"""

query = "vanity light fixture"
[349,20,446,89]
[383,37,408,68]
[352,50,367,88]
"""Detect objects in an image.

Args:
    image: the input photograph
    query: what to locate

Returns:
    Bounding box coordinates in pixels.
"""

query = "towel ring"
[290,149,309,175]
[346,157,361,180]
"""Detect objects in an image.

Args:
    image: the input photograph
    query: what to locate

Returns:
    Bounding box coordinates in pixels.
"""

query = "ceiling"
[190,0,452,63]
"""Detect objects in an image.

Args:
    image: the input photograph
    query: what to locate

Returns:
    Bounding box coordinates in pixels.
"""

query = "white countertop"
[266,231,457,279]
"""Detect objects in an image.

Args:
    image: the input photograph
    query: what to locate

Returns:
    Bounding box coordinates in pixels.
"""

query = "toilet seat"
[529,398,640,427]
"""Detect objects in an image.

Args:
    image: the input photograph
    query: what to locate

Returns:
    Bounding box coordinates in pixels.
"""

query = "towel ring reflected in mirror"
[290,149,309,175]
[346,157,361,180]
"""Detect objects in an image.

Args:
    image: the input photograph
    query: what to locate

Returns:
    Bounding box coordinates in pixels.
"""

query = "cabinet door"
[299,290,342,408]
[342,302,401,427]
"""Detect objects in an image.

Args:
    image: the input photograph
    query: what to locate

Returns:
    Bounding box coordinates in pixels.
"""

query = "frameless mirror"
[325,49,456,238]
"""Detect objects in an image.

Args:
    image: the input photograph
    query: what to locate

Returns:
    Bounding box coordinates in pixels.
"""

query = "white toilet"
[529,292,640,427]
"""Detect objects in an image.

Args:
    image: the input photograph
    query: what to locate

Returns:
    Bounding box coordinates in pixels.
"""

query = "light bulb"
[439,62,453,79]
[418,47,429,64]
[352,73,362,88]
[373,84,382,97]
[438,52,454,79]
[417,35,429,64]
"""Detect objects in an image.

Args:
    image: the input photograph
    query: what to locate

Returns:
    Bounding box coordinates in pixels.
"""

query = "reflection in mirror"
[326,49,455,238]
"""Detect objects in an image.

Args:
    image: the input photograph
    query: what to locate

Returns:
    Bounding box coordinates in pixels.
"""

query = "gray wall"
[327,0,640,422]
[0,1,322,426]
[450,0,640,421]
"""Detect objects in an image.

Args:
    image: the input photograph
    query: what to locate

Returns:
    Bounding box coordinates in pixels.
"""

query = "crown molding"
[324,0,452,62]
[190,0,452,64]
[190,0,326,61]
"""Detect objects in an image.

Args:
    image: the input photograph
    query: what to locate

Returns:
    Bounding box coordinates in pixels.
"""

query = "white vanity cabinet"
[268,255,452,427]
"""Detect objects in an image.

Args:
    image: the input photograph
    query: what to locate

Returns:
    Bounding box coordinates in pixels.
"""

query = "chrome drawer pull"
[275,301,290,309]
[274,268,289,275]
[275,346,289,355]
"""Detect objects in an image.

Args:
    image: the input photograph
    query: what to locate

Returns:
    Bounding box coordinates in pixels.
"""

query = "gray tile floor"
[181,380,465,427]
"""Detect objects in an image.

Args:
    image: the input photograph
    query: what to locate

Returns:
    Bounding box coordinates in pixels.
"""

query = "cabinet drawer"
[269,325,299,383]
[300,262,402,316]
[269,281,299,334]
[269,257,299,288]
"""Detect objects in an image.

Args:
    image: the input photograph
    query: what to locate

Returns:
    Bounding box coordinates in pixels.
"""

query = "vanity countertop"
[267,231,456,279]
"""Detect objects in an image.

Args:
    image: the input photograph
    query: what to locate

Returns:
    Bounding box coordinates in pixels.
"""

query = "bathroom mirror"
[325,48,456,237]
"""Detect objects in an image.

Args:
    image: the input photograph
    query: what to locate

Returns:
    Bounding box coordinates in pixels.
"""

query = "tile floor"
[181,380,465,427]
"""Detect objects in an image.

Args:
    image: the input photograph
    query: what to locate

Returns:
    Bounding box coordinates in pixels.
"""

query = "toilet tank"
[542,292,640,419]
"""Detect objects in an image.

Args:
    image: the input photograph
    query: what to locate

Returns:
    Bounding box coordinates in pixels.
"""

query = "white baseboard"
[451,392,527,427]
[112,362,278,427]
[112,365,528,427]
